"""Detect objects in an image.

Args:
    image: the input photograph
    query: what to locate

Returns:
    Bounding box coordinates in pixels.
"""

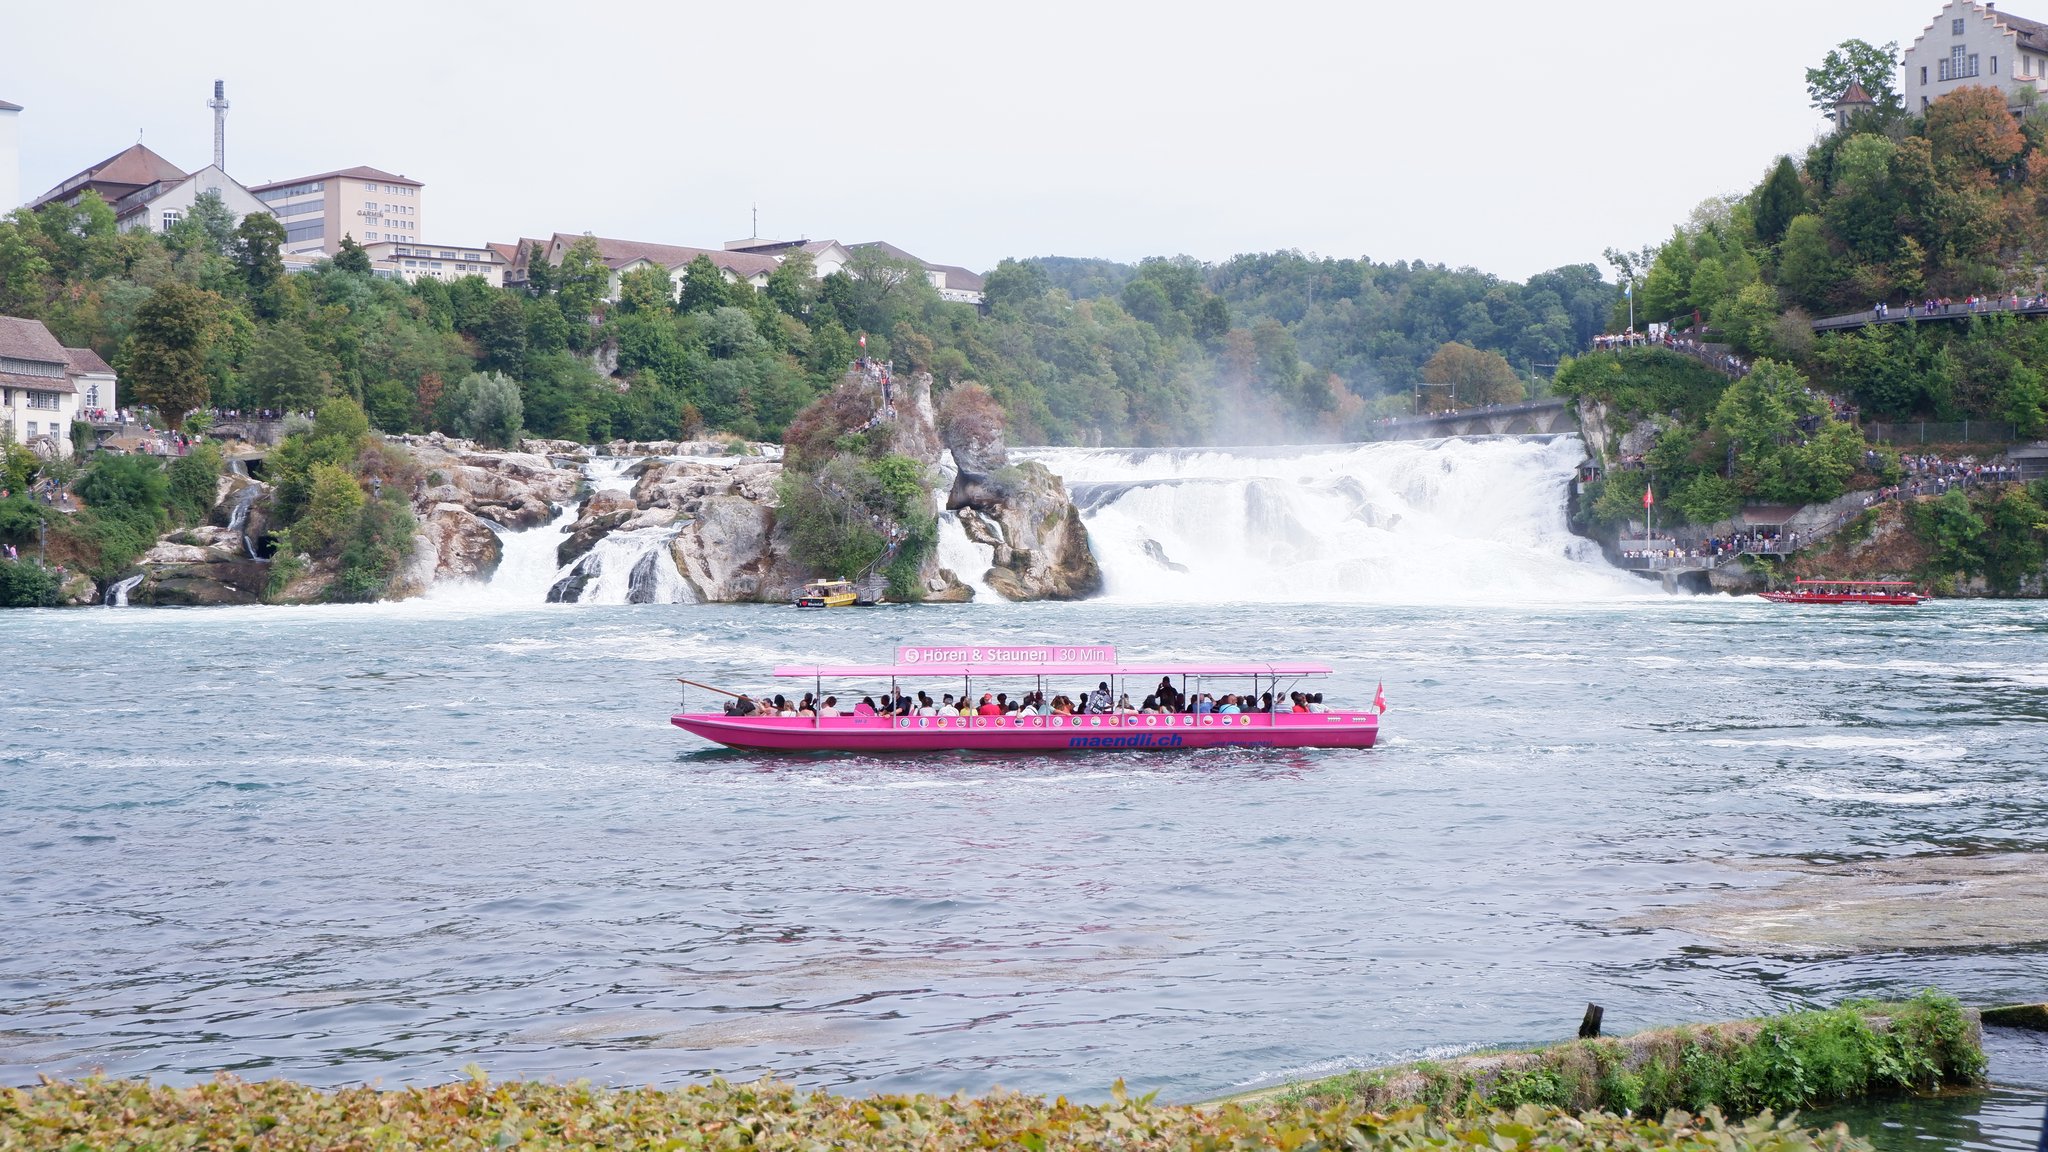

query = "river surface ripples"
[4,598,2048,1119]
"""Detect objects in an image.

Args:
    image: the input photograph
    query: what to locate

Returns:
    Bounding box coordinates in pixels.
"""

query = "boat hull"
[671,710,1380,752]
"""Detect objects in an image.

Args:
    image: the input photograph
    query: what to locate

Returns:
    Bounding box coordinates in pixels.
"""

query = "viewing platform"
[1367,398,1575,441]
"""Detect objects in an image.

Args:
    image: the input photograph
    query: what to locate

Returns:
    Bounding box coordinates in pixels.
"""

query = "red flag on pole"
[1374,682,1387,715]
[858,333,867,349]
[1643,485,1655,509]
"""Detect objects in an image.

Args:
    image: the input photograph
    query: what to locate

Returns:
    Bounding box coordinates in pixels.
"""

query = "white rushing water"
[1021,436,1645,603]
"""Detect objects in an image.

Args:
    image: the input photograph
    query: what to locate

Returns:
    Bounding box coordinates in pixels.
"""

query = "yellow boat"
[794,578,860,608]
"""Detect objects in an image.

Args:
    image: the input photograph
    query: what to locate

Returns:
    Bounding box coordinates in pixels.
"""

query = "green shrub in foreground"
[0,1075,1870,1152]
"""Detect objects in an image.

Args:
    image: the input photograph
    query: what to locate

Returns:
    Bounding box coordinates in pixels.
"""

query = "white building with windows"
[0,317,89,458]
[1903,1,2048,111]
[363,240,507,287]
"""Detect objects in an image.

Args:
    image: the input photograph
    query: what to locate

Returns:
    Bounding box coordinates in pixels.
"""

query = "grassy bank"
[1239,991,1983,1120]
[1,1076,1868,1152]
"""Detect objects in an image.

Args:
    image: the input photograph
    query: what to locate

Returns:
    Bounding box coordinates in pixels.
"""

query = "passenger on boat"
[724,693,758,717]
[978,693,1001,716]
[855,696,878,717]
[1306,693,1329,713]
[1051,695,1075,715]
[940,693,955,713]
[1217,695,1242,714]
[1115,692,1136,713]
[1140,695,1162,713]
[798,693,817,717]
[1155,677,1181,711]
[1088,682,1112,713]
[822,695,840,715]
[916,692,937,716]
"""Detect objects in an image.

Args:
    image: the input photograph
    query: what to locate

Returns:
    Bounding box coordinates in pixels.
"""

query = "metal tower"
[208,81,229,170]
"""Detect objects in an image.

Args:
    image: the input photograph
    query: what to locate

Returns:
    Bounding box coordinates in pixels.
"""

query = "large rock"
[394,503,504,596]
[954,461,1101,601]
[133,559,274,606]
[557,489,638,567]
[406,440,581,530]
[670,496,799,602]
[633,458,781,510]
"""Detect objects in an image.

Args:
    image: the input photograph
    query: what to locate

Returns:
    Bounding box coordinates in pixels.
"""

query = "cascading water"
[1020,436,1645,603]
[224,484,263,559]
[932,450,998,602]
[104,573,144,607]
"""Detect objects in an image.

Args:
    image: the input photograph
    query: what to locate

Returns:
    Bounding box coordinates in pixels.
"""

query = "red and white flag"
[1374,682,1388,715]
[858,333,868,349]
[1643,485,1655,509]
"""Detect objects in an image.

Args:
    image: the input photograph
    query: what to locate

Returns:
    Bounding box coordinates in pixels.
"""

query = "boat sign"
[896,645,1116,667]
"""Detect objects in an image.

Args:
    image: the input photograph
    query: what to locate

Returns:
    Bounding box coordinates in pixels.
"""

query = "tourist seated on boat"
[1193,693,1214,714]
[1001,694,1021,715]
[724,693,758,717]
[1258,692,1274,713]
[798,694,817,717]
[1306,693,1329,713]
[822,695,840,715]
[1088,682,1112,713]
[977,694,1001,716]
[1139,695,1163,714]
[1051,695,1075,715]
[855,696,878,716]
[1290,692,1309,713]
[1115,693,1136,713]
[1155,677,1181,711]
[1216,695,1242,714]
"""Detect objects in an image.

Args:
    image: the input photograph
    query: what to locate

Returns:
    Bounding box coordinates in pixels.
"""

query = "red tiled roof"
[1838,81,1873,104]
[1990,6,2048,48]
[250,165,420,192]
[32,144,188,209]
[65,347,115,375]
[0,316,71,366]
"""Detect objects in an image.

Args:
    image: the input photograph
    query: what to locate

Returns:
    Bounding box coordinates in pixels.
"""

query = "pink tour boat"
[671,645,1383,753]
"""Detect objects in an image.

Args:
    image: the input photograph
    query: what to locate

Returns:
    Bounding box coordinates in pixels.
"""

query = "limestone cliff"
[939,384,1101,601]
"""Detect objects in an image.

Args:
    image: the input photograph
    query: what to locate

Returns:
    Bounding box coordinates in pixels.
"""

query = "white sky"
[6,0,1948,282]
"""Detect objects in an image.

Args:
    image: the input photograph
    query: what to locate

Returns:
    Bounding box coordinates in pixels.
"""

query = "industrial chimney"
[207,80,229,171]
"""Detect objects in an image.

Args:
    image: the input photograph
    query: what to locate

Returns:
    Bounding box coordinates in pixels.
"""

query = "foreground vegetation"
[1257,992,1983,1121]
[0,1077,1872,1152]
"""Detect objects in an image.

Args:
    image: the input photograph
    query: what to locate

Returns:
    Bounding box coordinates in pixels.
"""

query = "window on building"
[1922,65,1929,84]
[366,231,379,241]
[1993,55,1999,73]
[1955,17,1967,34]
[161,209,183,231]
[25,422,35,436]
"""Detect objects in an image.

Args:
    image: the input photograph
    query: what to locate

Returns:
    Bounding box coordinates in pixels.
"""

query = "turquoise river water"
[3,597,2048,1148]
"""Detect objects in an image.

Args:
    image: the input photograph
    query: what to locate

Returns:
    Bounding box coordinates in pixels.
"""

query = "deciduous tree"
[121,281,224,429]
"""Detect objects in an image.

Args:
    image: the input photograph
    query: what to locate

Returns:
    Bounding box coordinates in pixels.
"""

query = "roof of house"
[250,165,421,192]
[1989,5,2048,48]
[545,234,781,278]
[32,144,189,209]
[486,242,522,266]
[1838,81,1873,104]
[0,316,73,366]
[65,347,115,375]
[0,370,75,393]
[928,263,986,292]
[0,100,21,112]
[849,240,926,265]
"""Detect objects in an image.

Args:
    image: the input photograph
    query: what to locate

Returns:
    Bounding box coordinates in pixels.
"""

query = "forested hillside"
[0,191,1613,451]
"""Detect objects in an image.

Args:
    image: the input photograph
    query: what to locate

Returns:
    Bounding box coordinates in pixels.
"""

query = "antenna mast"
[208,80,229,170]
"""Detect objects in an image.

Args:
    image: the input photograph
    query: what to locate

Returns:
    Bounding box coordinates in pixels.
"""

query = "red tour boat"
[1760,579,1928,606]
[671,644,1383,753]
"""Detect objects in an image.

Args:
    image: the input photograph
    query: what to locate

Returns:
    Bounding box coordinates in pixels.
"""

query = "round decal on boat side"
[918,718,929,728]
[1238,715,1251,725]
[1201,715,1214,726]
[1090,716,1102,727]
[1145,716,1157,727]
[1052,717,1065,727]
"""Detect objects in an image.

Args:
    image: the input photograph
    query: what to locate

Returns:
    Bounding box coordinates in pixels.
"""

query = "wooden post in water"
[1578,1003,1604,1039]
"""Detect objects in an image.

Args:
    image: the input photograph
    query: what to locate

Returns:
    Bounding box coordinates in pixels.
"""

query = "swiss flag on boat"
[1643,485,1655,509]
[1374,682,1387,715]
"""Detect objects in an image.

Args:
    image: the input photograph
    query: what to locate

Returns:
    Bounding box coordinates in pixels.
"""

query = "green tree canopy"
[1805,39,1903,115]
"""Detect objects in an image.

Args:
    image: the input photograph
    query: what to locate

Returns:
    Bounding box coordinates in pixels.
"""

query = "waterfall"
[225,484,263,559]
[104,573,144,607]
[935,511,998,601]
[428,504,578,607]
[548,527,693,605]
[1019,436,1644,603]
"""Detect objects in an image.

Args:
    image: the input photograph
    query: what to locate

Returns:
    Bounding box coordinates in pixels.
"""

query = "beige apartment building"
[250,165,423,256]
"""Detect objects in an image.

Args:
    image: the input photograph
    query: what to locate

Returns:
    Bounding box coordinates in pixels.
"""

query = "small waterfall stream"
[104,573,144,607]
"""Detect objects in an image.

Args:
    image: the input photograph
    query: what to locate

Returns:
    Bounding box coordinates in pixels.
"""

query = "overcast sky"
[7,0,1947,282]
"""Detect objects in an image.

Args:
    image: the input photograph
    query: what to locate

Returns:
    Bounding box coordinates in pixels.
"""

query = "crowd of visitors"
[721,679,1341,719]
[1875,292,2048,320]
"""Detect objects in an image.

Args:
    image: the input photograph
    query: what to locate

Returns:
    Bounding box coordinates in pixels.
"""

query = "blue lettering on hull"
[1066,734,1185,748]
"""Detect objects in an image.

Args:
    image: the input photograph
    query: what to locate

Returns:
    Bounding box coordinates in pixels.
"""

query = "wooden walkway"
[1811,300,2048,333]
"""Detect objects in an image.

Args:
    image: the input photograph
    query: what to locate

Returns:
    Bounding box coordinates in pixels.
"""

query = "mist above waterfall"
[1022,436,1644,603]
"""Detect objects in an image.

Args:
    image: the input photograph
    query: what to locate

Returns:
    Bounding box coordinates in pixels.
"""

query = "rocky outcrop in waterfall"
[399,434,582,530]
[940,384,1101,601]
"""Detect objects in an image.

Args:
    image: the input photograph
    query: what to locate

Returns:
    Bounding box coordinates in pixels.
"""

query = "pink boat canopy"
[774,645,1334,680]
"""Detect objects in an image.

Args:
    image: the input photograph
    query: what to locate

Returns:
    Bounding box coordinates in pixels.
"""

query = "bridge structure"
[1368,398,1576,441]
[1811,298,2048,334]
